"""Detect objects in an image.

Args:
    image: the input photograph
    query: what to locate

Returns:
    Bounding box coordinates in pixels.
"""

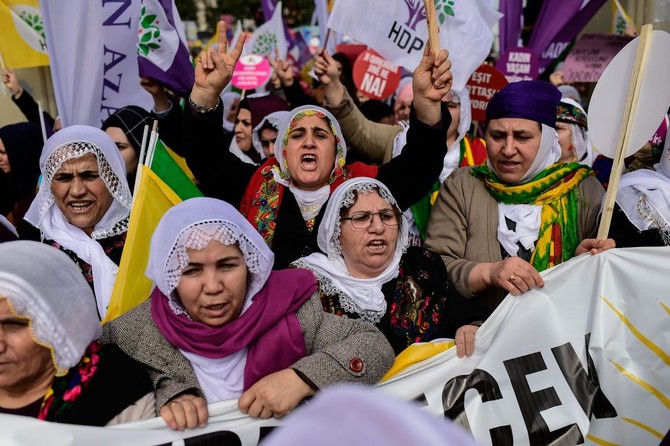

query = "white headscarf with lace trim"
[293,178,409,323]
[0,241,101,377]
[24,125,131,319]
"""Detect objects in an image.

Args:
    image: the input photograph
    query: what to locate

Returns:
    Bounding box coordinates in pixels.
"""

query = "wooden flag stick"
[597,24,653,240]
[423,0,440,55]
[0,51,6,70]
[322,28,332,53]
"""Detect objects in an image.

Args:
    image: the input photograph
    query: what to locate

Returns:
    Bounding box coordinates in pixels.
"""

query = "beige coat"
[425,167,605,311]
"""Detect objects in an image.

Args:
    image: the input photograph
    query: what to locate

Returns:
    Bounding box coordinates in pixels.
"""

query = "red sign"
[496,47,540,83]
[352,49,401,100]
[466,64,508,122]
[231,54,272,90]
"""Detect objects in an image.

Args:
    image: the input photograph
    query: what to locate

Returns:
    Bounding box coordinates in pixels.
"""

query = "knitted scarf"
[38,342,101,421]
[471,162,592,271]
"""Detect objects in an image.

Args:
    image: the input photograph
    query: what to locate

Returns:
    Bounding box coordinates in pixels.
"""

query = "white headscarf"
[491,123,562,257]
[221,91,240,132]
[272,105,348,220]
[440,87,473,183]
[251,110,290,159]
[24,125,132,319]
[558,98,595,167]
[293,178,409,323]
[146,197,275,402]
[615,131,670,245]
[0,241,101,377]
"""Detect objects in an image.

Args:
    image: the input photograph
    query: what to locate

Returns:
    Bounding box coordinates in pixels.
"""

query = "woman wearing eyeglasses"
[293,178,487,355]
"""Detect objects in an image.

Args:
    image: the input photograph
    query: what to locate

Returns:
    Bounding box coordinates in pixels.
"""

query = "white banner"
[40,0,153,127]
[327,0,502,92]
[2,247,669,445]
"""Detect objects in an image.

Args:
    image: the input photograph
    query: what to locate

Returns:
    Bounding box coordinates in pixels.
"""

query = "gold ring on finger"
[508,273,517,283]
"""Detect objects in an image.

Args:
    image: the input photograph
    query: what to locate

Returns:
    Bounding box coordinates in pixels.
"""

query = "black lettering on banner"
[103,45,127,74]
[503,352,584,445]
[182,430,242,446]
[388,21,425,54]
[551,334,617,420]
[443,369,513,445]
[101,74,123,101]
[102,0,132,28]
[258,426,277,442]
[412,393,429,407]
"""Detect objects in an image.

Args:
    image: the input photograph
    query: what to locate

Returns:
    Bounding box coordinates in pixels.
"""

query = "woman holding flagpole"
[425,81,615,313]
[182,22,453,269]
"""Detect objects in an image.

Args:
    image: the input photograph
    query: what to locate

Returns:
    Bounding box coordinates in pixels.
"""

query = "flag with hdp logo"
[0,0,49,68]
[245,0,287,59]
[137,0,194,96]
[327,0,501,92]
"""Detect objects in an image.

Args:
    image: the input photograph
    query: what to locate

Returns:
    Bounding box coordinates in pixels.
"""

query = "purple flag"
[528,0,608,72]
[137,0,194,96]
[261,0,278,21]
[498,0,523,56]
[287,31,314,74]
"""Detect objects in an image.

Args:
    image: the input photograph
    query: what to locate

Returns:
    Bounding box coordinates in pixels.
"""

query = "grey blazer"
[101,294,394,413]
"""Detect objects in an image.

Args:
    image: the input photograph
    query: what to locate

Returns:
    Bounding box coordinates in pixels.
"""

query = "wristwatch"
[188,95,220,114]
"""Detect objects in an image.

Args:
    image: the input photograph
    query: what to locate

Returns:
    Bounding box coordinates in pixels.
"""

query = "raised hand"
[267,47,294,87]
[3,68,23,97]
[191,21,247,108]
[411,43,452,125]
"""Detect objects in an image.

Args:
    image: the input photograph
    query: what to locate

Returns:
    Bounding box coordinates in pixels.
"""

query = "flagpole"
[37,100,48,143]
[0,51,5,70]
[322,29,332,52]
[597,24,653,239]
[145,120,160,169]
[138,124,150,167]
[423,0,440,54]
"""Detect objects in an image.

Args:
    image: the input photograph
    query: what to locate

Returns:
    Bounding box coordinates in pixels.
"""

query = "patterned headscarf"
[272,105,347,188]
[0,241,101,377]
[556,98,594,166]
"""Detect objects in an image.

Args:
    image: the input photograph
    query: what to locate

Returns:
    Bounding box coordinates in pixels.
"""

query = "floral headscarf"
[271,105,348,188]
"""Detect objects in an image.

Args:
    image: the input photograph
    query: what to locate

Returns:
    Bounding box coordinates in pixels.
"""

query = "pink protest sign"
[352,49,401,100]
[496,47,539,83]
[231,54,272,90]
[562,34,633,83]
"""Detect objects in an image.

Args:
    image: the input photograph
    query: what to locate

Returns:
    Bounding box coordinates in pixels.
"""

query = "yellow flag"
[380,340,455,381]
[0,0,49,68]
[103,166,182,323]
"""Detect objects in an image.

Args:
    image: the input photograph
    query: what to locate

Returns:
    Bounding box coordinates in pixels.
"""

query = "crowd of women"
[1,21,669,442]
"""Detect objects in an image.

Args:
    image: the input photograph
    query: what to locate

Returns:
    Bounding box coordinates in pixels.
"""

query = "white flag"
[245,1,287,59]
[327,0,501,92]
[40,0,153,127]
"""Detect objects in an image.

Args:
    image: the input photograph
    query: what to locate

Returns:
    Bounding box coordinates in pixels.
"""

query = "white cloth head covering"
[490,124,561,257]
[146,196,274,316]
[262,384,478,446]
[146,197,274,402]
[24,125,132,319]
[272,105,348,220]
[440,87,473,183]
[293,178,409,323]
[228,136,258,165]
[0,241,101,377]
[559,98,595,166]
[615,130,670,245]
[221,91,240,132]
[251,110,290,159]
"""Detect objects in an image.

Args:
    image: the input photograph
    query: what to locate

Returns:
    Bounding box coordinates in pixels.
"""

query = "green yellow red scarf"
[471,162,592,272]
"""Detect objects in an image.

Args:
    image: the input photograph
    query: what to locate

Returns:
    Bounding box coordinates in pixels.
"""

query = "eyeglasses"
[341,211,400,229]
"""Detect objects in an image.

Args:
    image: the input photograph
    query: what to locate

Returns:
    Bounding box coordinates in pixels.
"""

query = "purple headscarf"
[486,80,562,128]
